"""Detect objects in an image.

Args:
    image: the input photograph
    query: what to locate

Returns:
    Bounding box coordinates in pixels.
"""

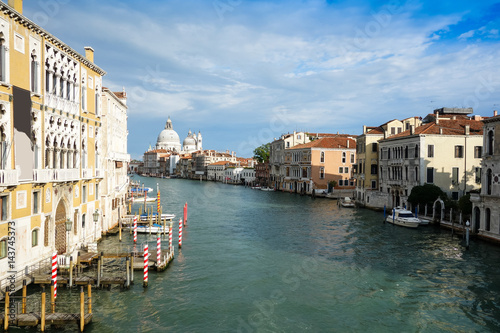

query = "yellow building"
[0,0,105,284]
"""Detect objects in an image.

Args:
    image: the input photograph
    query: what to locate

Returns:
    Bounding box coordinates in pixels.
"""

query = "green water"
[47,176,500,332]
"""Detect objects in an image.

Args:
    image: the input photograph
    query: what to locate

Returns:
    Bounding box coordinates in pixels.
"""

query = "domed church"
[155,116,202,153]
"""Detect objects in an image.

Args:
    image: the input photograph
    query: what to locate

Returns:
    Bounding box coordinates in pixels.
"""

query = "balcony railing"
[82,168,93,179]
[54,169,79,182]
[95,168,105,178]
[33,169,54,183]
[0,169,19,186]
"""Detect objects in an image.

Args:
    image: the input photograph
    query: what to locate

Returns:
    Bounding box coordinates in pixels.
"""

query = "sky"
[19,0,500,159]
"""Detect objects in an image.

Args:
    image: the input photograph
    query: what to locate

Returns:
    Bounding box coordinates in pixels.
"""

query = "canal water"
[63,176,500,331]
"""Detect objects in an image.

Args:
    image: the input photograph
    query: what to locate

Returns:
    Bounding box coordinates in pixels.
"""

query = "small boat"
[418,217,430,226]
[386,207,420,228]
[139,213,176,221]
[132,223,169,234]
[325,193,337,199]
[260,187,275,191]
[130,196,156,203]
[130,187,154,193]
[340,197,355,207]
[251,185,262,190]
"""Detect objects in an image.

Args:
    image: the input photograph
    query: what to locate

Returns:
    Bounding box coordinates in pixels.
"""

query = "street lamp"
[93,209,99,242]
[65,218,72,254]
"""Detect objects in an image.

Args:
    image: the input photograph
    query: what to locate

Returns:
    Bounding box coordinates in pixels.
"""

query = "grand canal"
[71,177,500,331]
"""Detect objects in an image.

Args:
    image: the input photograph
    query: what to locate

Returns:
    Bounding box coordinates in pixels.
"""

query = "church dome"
[183,130,196,147]
[156,117,181,151]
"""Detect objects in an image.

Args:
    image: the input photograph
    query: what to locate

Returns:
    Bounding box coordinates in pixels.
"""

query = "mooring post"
[22,279,27,314]
[119,218,122,242]
[97,255,101,288]
[80,286,85,332]
[130,254,134,283]
[88,284,92,314]
[157,232,161,269]
[466,220,470,250]
[41,291,46,332]
[126,256,130,288]
[77,251,81,275]
[4,288,9,330]
[50,281,55,313]
[143,244,149,288]
[178,218,183,249]
[383,205,386,223]
[69,256,73,288]
[100,252,104,280]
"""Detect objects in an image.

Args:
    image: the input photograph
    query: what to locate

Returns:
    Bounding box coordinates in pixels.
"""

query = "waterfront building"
[143,149,171,177]
[207,161,237,182]
[0,0,106,281]
[283,136,357,194]
[190,150,236,180]
[255,162,270,187]
[355,117,421,208]
[100,88,130,233]
[378,108,483,209]
[128,160,142,174]
[470,111,500,240]
[269,132,310,189]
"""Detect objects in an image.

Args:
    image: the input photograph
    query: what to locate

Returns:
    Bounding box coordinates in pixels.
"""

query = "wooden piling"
[119,223,122,242]
[130,255,134,283]
[97,254,101,288]
[4,290,9,330]
[50,281,55,313]
[126,256,130,287]
[69,256,73,288]
[22,279,27,314]
[41,292,46,332]
[80,286,84,332]
[77,251,81,275]
[88,284,92,314]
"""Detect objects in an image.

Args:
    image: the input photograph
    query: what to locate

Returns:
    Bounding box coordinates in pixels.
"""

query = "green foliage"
[458,194,472,215]
[329,180,337,188]
[408,184,448,207]
[253,143,270,163]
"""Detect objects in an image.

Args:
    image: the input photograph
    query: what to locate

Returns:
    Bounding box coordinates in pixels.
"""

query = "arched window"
[487,169,492,195]
[32,228,39,247]
[487,130,494,156]
[81,77,86,110]
[414,144,419,158]
[0,33,6,82]
[320,151,324,163]
[415,166,419,182]
[485,208,491,231]
[0,125,6,170]
[31,52,39,93]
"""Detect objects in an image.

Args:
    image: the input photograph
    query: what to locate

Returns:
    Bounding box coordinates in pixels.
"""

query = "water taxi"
[386,207,420,228]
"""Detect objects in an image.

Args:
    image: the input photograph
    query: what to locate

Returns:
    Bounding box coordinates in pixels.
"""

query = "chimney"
[347,140,349,148]
[8,0,22,14]
[439,128,443,135]
[495,110,498,117]
[410,125,415,135]
[363,125,367,134]
[84,46,95,63]
[436,112,439,125]
[465,125,470,135]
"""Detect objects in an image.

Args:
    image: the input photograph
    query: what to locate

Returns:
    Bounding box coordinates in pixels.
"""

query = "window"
[339,167,343,173]
[342,152,346,163]
[320,151,325,163]
[372,143,377,152]
[474,146,482,158]
[350,153,354,163]
[0,35,6,82]
[95,88,100,116]
[487,169,492,195]
[286,142,290,148]
[388,149,391,159]
[452,192,459,200]
[455,145,464,158]
[81,82,86,110]
[297,135,301,140]
[0,238,6,259]
[475,167,481,184]
[33,191,40,214]
[487,130,494,156]
[82,185,87,203]
[485,208,491,231]
[32,229,39,247]
[319,167,324,179]
[0,195,7,221]
[344,167,349,174]
[426,167,434,183]
[391,127,395,135]
[404,146,408,158]
[428,145,434,158]
[414,144,419,158]
[371,180,377,189]
[415,166,419,182]
[338,179,343,186]
[95,183,99,198]
[82,213,86,229]
[30,54,39,93]
[452,167,459,185]
[397,127,402,134]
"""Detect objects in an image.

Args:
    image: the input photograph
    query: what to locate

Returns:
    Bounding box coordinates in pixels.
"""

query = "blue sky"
[20,0,500,159]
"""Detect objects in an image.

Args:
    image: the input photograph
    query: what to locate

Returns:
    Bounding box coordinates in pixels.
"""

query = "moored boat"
[260,187,275,191]
[340,197,355,207]
[386,207,420,228]
[139,213,176,221]
[130,223,169,234]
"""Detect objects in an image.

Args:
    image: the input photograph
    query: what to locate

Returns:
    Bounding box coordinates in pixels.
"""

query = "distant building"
[255,162,270,186]
[155,116,202,153]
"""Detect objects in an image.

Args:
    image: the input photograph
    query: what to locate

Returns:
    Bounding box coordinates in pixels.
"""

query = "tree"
[408,184,447,208]
[253,143,270,163]
[458,193,472,216]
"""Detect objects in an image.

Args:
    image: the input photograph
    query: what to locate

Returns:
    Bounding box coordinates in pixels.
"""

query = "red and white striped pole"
[157,234,161,267]
[133,215,138,243]
[51,252,58,299]
[169,221,173,253]
[143,244,148,288]
[178,218,183,249]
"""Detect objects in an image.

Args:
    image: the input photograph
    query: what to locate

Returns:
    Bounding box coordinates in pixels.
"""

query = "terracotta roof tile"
[385,118,483,140]
[291,137,356,149]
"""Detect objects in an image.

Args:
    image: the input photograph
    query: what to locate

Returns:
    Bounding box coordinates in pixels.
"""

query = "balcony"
[53,169,79,182]
[0,169,19,186]
[33,169,54,183]
[388,159,404,166]
[81,168,93,180]
[95,168,105,178]
[470,192,481,203]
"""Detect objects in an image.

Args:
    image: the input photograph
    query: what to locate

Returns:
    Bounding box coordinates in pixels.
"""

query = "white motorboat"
[131,223,169,234]
[340,197,355,207]
[418,217,430,226]
[251,185,262,190]
[139,213,176,221]
[130,196,156,203]
[386,207,420,228]
[260,187,275,192]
